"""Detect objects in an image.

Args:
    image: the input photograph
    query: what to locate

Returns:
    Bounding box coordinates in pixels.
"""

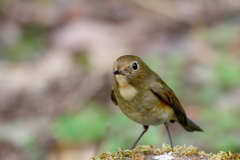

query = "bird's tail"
[181,118,203,132]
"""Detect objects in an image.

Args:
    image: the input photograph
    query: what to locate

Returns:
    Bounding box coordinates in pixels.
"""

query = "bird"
[111,55,203,149]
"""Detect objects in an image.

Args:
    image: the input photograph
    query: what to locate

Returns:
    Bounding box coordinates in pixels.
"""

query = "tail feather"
[181,118,203,132]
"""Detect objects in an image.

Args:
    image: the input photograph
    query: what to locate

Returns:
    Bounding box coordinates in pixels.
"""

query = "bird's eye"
[132,62,138,70]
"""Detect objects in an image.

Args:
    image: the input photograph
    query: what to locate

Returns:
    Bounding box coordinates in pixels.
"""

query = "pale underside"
[115,74,138,100]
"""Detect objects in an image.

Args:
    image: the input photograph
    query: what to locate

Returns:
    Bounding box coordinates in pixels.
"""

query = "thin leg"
[164,123,173,148]
[130,125,149,150]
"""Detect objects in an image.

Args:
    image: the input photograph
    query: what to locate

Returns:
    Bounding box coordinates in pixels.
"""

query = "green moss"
[210,151,240,160]
[92,144,240,160]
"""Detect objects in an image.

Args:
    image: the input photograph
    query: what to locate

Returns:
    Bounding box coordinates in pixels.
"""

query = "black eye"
[132,62,138,70]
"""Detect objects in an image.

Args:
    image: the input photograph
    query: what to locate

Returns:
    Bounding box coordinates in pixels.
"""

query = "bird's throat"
[115,75,137,100]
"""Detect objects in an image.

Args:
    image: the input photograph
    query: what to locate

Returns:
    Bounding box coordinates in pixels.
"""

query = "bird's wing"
[111,87,118,106]
[150,78,187,126]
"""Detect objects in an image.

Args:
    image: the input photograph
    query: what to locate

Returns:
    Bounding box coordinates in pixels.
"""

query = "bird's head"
[113,55,151,86]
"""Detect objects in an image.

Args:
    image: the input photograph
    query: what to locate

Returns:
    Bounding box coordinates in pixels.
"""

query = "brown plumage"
[111,55,203,149]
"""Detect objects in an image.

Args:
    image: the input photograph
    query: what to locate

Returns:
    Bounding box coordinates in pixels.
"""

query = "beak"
[113,69,125,75]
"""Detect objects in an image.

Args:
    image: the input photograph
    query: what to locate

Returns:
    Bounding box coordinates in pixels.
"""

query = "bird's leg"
[130,125,149,150]
[164,122,173,148]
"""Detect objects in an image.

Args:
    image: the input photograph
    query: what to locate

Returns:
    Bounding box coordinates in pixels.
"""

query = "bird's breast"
[115,87,176,126]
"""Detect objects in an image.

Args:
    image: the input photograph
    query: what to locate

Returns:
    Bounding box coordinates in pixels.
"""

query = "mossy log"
[91,144,240,160]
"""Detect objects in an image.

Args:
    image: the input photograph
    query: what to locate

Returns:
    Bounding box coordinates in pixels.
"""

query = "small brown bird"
[111,55,203,149]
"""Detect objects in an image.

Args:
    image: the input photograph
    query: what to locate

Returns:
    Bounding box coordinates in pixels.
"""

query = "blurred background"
[0,0,240,159]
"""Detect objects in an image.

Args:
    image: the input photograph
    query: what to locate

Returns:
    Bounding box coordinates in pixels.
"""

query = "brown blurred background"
[0,0,240,159]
